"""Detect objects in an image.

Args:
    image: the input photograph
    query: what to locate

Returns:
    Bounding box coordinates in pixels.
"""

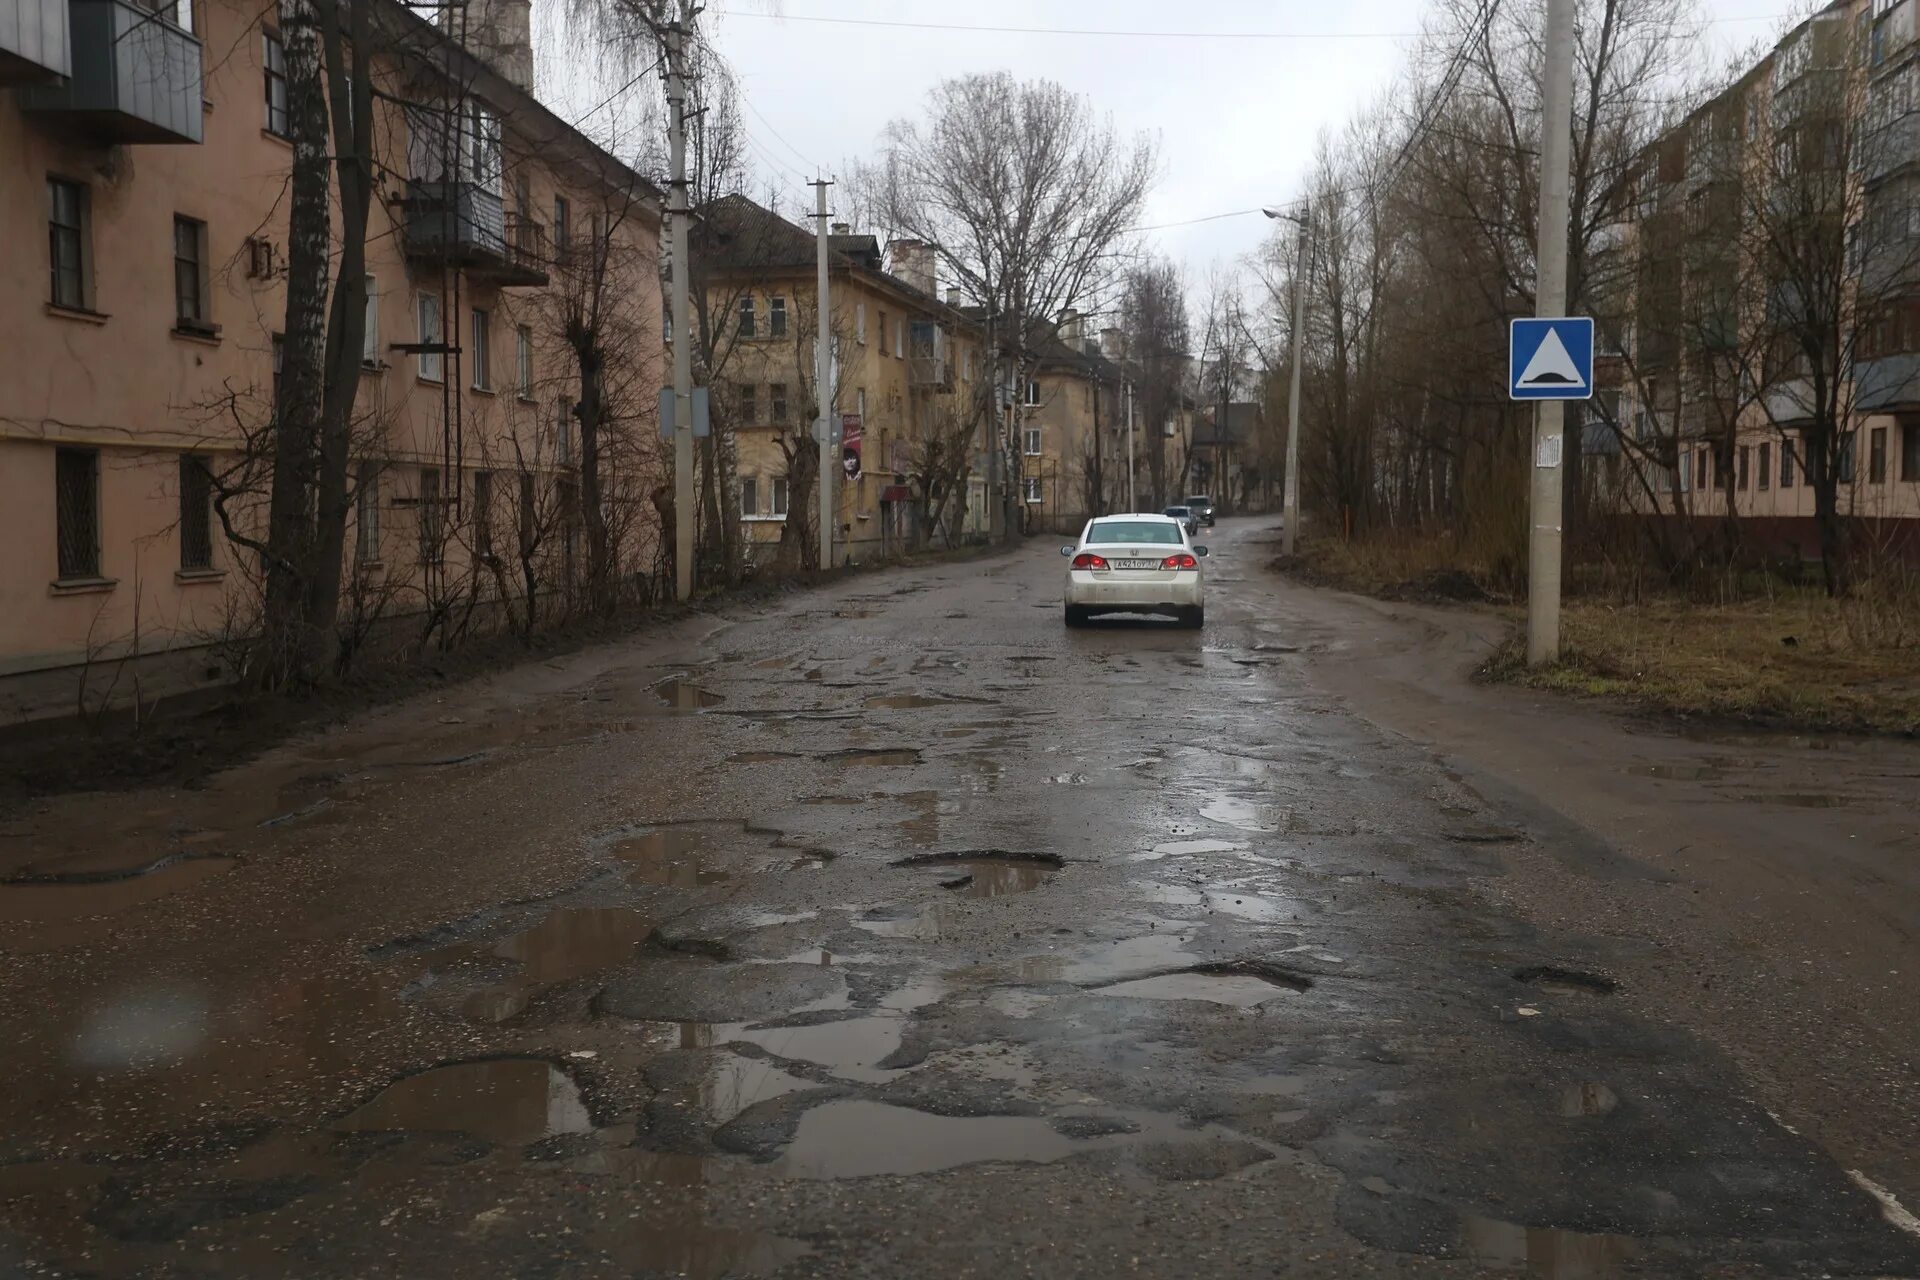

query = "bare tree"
[1123,258,1191,511]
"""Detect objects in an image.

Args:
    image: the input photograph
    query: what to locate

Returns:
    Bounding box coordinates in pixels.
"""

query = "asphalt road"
[1,518,1916,1279]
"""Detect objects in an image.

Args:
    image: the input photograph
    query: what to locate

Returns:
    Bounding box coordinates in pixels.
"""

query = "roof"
[1193,402,1262,446]
[692,195,976,326]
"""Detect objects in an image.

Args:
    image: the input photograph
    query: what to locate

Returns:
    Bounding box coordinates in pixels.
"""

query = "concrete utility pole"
[1125,378,1135,511]
[810,177,834,572]
[663,8,694,602]
[1529,0,1575,665]
[1264,204,1309,557]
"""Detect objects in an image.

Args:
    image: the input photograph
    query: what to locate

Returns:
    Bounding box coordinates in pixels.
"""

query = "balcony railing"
[19,0,202,144]
[1855,352,1920,411]
[400,181,548,286]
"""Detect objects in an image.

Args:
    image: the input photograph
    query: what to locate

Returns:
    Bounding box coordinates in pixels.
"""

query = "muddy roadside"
[1249,561,1920,1213]
[0,540,1018,816]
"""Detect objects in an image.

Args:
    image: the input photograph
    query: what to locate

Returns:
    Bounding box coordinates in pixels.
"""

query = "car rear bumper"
[1066,571,1202,611]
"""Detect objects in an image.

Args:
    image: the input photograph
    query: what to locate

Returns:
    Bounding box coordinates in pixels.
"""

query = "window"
[356,463,381,563]
[518,473,536,553]
[1759,442,1771,491]
[145,0,193,32]
[737,383,757,424]
[416,292,442,382]
[1694,447,1706,490]
[419,468,442,563]
[357,275,378,366]
[55,448,101,580]
[856,303,867,344]
[1024,426,1042,456]
[555,398,573,465]
[856,387,866,421]
[895,318,904,358]
[178,455,212,571]
[1782,435,1797,488]
[769,296,787,338]
[173,216,207,328]
[473,470,493,557]
[738,295,757,338]
[1871,425,1888,483]
[1023,379,1042,407]
[516,325,533,398]
[553,195,570,257]
[1839,430,1858,484]
[1905,422,1920,480]
[1737,445,1750,491]
[1023,476,1042,503]
[263,31,288,136]
[470,308,491,390]
[964,350,973,380]
[741,476,759,516]
[770,382,788,424]
[771,475,789,516]
[48,178,87,310]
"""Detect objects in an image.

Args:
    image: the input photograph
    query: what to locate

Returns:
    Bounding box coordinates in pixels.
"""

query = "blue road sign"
[1508,317,1594,401]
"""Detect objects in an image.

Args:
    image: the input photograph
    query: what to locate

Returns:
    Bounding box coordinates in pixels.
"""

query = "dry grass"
[1482,589,1920,736]
[1275,533,1514,603]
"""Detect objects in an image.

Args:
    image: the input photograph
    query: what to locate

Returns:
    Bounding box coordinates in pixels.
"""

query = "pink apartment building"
[0,0,664,722]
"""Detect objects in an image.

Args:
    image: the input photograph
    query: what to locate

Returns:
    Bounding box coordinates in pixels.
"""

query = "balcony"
[1861,232,1920,295]
[399,181,549,287]
[1872,0,1916,78]
[1764,377,1817,425]
[1,0,70,83]
[20,0,200,143]
[1855,353,1920,411]
[907,320,951,390]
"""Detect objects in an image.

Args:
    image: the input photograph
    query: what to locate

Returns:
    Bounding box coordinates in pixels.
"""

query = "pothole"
[652,677,724,712]
[865,695,955,710]
[335,1059,591,1146]
[0,856,237,924]
[1091,962,1310,1006]
[1133,838,1246,862]
[891,851,1060,898]
[820,748,921,767]
[1740,792,1850,808]
[1459,1213,1635,1276]
[771,1101,1087,1179]
[1513,966,1618,996]
[606,827,738,888]
[727,751,802,765]
[1560,1083,1619,1117]
[1626,763,1725,781]
[479,906,654,984]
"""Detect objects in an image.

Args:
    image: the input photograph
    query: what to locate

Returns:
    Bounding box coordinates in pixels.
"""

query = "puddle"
[1460,1213,1635,1277]
[652,677,724,711]
[832,608,880,619]
[1514,966,1618,996]
[824,749,921,768]
[1741,792,1850,808]
[1626,763,1725,782]
[865,695,953,710]
[0,856,237,925]
[493,907,653,983]
[727,1016,904,1082]
[606,826,737,887]
[1198,890,1291,922]
[939,860,1053,897]
[335,1059,591,1145]
[1098,971,1297,1008]
[1133,838,1246,862]
[699,1054,817,1123]
[1045,773,1088,785]
[774,1101,1087,1179]
[1560,1083,1619,1117]
[1200,795,1279,833]
[1052,934,1202,984]
[727,751,800,764]
[854,906,956,941]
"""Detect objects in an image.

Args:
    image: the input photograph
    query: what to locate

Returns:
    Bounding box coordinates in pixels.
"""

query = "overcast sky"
[545,1,1799,295]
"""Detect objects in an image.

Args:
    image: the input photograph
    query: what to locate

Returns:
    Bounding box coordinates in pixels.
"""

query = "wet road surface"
[2,519,1918,1278]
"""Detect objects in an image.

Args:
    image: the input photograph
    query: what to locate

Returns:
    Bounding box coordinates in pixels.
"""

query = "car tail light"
[1072,553,1107,569]
[1162,553,1198,569]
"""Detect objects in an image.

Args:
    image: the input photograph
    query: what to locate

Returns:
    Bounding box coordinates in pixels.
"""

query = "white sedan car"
[1060,513,1209,629]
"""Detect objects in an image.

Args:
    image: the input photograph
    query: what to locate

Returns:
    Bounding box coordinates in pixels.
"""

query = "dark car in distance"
[1163,505,1199,536]
[1184,495,1216,527]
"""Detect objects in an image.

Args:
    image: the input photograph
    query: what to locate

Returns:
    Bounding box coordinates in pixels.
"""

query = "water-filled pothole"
[609,827,738,887]
[1514,966,1618,996]
[865,695,955,710]
[1626,763,1725,781]
[822,749,921,767]
[1459,1212,1635,1276]
[0,855,237,923]
[652,677,724,712]
[892,851,1061,898]
[727,751,801,764]
[335,1059,590,1145]
[1093,962,1309,1006]
[1560,1083,1619,1117]
[1133,838,1246,862]
[1741,792,1850,808]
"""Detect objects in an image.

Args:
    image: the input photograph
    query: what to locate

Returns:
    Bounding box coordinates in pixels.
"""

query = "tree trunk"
[778,442,819,570]
[260,0,331,688]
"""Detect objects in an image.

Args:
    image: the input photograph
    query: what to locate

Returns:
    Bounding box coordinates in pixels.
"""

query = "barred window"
[356,463,381,563]
[179,454,212,570]
[56,448,101,580]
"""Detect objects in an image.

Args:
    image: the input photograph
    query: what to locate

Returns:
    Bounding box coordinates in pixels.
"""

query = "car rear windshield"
[1087,520,1182,545]
[1165,507,1190,515]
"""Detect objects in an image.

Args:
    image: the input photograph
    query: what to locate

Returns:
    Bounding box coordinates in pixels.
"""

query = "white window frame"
[416,291,442,383]
[769,296,787,338]
[740,475,759,516]
[737,295,756,338]
[856,302,866,344]
[771,475,790,516]
[356,462,381,563]
[1022,476,1042,503]
[894,319,904,358]
[516,324,533,399]
[1023,426,1042,456]
[1023,378,1042,407]
[470,307,491,390]
[361,275,378,366]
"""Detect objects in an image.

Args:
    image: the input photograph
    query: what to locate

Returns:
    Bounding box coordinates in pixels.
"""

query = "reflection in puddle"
[1098,971,1300,1007]
[854,907,956,941]
[1133,838,1246,862]
[1740,792,1850,808]
[775,1101,1085,1178]
[827,749,921,768]
[937,858,1053,898]
[609,827,736,887]
[1460,1213,1635,1278]
[0,856,236,926]
[652,677,724,711]
[1200,794,1280,833]
[865,695,954,710]
[699,1054,816,1123]
[335,1059,590,1145]
[1626,763,1725,781]
[494,907,653,983]
[727,750,800,764]
[1559,1083,1619,1117]
[728,1016,903,1082]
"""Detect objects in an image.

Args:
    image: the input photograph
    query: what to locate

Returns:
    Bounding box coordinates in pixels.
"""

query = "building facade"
[1,0,664,721]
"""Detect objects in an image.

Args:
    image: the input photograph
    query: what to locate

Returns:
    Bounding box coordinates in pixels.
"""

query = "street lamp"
[1263,205,1308,557]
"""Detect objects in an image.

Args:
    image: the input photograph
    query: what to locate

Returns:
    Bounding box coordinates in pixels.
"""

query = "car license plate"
[1113,558,1160,570]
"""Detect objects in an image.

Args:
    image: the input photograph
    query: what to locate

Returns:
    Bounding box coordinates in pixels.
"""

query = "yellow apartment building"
[0,0,664,721]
